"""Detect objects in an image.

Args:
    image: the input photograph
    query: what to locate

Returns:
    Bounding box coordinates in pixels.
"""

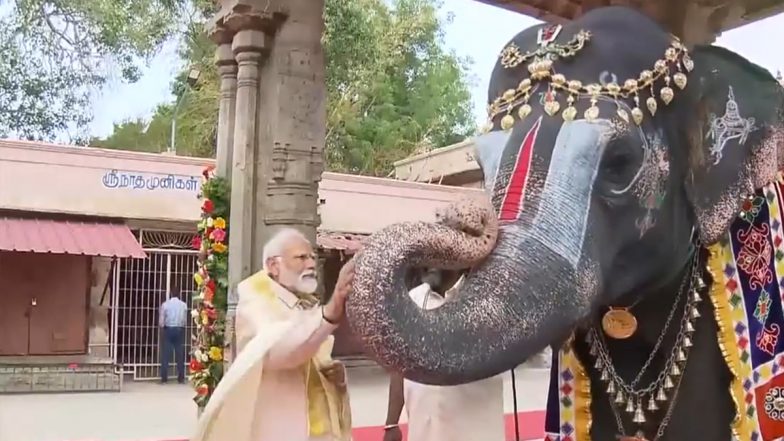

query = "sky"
[87,1,784,139]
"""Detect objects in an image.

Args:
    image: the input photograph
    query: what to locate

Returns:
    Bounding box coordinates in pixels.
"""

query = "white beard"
[279,266,318,294]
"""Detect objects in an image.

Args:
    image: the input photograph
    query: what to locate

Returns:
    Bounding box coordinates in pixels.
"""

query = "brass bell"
[647,397,658,411]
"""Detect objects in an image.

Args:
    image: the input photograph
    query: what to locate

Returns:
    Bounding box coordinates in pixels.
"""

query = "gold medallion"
[602,307,638,339]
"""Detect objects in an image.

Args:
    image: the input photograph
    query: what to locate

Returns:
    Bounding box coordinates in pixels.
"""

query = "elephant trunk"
[347,198,598,386]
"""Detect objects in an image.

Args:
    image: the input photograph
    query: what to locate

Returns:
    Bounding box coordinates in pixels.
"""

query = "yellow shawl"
[192,271,351,441]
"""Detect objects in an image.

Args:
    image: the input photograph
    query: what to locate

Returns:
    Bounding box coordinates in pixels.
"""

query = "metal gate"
[110,230,198,380]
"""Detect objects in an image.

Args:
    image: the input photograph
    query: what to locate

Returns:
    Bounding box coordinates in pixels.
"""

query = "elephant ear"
[685,45,784,244]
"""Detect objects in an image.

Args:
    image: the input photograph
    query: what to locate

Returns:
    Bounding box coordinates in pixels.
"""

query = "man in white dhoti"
[382,268,506,441]
[192,228,354,441]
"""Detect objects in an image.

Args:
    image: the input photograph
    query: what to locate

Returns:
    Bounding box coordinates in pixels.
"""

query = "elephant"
[346,5,784,441]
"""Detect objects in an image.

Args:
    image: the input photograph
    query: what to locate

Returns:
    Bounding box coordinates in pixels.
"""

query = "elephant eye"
[599,141,642,194]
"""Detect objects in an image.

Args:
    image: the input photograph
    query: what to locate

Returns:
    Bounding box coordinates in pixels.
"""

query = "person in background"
[192,227,354,441]
[159,284,188,384]
[383,268,506,441]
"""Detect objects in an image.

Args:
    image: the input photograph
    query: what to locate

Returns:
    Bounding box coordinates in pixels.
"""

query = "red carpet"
[352,410,545,441]
[68,410,545,441]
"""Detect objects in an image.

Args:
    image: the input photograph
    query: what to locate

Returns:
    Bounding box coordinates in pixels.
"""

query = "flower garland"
[189,165,230,408]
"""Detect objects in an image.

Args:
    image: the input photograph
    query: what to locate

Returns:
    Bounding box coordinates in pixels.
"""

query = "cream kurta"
[403,283,506,441]
[192,271,351,441]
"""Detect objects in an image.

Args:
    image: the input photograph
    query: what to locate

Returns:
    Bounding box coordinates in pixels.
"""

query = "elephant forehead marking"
[496,116,543,221]
[474,130,511,192]
[521,119,613,268]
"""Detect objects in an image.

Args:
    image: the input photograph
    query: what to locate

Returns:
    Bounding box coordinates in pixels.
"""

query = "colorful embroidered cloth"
[544,179,784,441]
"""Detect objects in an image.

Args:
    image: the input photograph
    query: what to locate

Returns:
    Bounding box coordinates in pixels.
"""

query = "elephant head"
[346,6,784,386]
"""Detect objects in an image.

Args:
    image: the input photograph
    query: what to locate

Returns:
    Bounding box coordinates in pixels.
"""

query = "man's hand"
[323,258,355,323]
[320,360,346,387]
[382,426,402,441]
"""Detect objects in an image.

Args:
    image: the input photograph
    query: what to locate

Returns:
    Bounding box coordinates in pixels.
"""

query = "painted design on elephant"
[495,117,542,221]
[599,71,618,87]
[740,196,766,222]
[632,131,670,236]
[736,223,773,290]
[757,324,780,356]
[755,290,773,324]
[763,386,784,421]
[519,119,612,268]
[706,86,757,165]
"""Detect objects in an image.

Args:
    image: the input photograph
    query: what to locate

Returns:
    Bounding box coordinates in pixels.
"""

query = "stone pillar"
[208,0,326,368]
[253,0,325,251]
[215,41,238,179]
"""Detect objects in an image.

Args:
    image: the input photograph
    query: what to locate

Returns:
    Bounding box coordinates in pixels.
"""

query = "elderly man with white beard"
[192,228,355,441]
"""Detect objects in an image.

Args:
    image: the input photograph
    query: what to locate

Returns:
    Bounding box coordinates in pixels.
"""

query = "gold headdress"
[483,29,693,133]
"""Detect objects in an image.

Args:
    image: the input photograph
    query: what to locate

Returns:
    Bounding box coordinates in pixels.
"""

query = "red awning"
[0,217,146,258]
[317,232,366,253]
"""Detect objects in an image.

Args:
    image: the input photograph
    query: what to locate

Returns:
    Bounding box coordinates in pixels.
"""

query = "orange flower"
[212,242,227,253]
[196,384,209,396]
[203,287,214,303]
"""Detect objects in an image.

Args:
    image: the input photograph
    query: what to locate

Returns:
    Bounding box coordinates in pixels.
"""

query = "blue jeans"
[161,326,186,383]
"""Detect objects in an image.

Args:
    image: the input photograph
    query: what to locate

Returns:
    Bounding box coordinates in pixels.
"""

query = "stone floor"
[0,365,551,441]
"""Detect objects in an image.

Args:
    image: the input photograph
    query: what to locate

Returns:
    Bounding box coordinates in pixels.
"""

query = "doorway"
[0,251,90,356]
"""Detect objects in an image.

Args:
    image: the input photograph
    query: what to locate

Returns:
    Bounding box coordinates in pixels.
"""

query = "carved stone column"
[215,41,238,179]
[208,0,326,368]
[254,0,326,251]
[221,29,267,365]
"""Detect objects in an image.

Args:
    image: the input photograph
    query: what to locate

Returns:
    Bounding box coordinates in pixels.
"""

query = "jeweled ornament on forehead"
[537,24,562,47]
[498,28,591,70]
[484,33,693,133]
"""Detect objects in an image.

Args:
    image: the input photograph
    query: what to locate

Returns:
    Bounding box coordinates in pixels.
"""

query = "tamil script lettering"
[102,169,200,192]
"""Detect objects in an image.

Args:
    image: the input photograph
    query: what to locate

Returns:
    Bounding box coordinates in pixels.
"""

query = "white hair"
[262,228,311,271]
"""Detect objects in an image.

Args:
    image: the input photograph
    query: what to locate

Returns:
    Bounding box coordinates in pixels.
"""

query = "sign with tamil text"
[101,169,200,193]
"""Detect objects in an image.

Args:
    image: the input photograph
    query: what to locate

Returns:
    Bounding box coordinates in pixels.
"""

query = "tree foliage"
[7,0,476,176]
[0,0,200,140]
